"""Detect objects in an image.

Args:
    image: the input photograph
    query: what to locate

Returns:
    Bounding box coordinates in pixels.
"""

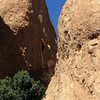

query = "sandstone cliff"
[0,0,57,85]
[44,0,100,100]
[0,16,26,78]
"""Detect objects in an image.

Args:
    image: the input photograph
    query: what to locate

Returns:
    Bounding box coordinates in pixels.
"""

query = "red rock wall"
[0,0,57,84]
[0,17,26,78]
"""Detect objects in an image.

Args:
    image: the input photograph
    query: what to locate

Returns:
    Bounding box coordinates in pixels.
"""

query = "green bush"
[0,70,45,100]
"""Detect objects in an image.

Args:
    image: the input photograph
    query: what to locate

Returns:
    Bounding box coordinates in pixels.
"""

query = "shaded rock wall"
[0,17,26,78]
[0,0,57,84]
[44,0,100,100]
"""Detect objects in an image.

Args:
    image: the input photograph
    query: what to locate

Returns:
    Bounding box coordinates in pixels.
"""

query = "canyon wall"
[0,16,26,78]
[44,0,100,99]
[0,0,57,84]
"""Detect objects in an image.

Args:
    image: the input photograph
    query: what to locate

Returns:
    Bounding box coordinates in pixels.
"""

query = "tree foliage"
[0,70,45,100]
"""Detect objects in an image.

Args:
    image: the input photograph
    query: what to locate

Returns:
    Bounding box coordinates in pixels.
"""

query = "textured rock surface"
[0,17,26,78]
[44,0,100,100]
[0,0,57,84]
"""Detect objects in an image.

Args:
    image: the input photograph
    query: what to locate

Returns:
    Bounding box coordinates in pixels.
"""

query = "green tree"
[0,70,45,100]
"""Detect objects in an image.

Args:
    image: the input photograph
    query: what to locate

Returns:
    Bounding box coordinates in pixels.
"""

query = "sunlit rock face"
[0,0,57,84]
[44,0,100,100]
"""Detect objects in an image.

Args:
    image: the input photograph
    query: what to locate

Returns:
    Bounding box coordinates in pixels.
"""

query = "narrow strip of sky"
[46,0,66,32]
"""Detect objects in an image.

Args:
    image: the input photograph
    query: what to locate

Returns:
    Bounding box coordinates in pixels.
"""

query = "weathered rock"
[44,0,100,100]
[0,16,26,78]
[0,0,57,85]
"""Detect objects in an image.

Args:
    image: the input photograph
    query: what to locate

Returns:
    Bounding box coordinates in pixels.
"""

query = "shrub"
[0,70,45,100]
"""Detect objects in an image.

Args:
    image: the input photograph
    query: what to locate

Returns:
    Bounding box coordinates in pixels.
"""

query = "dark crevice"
[88,33,99,40]
[77,44,82,51]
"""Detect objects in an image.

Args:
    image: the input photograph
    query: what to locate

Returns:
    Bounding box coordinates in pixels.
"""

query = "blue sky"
[46,0,66,32]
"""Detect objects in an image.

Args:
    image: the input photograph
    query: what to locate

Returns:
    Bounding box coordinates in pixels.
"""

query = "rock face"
[44,0,100,100]
[0,0,57,84]
[0,17,26,78]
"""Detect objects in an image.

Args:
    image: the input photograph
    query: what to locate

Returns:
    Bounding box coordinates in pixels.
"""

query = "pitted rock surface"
[44,0,100,100]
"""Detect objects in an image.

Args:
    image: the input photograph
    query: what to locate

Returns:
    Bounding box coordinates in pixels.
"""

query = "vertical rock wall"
[0,0,57,84]
[44,0,100,100]
[0,17,26,78]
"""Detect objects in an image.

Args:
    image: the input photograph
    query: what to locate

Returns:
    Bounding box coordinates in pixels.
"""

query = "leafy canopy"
[0,70,45,100]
